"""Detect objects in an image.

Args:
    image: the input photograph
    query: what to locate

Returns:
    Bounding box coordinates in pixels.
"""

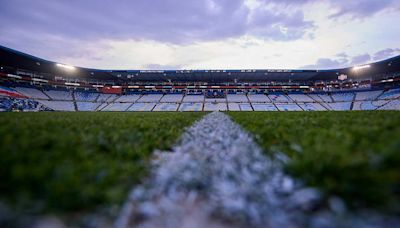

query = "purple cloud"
[373,48,400,61]
[0,0,315,46]
[301,48,399,69]
[350,53,371,65]
[328,0,400,19]
[302,58,349,70]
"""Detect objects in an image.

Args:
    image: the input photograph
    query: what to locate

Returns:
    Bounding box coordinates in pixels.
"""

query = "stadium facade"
[1,45,400,112]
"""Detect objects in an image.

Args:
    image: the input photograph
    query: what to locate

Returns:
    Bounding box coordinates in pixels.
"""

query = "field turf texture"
[0,112,204,215]
[229,111,400,213]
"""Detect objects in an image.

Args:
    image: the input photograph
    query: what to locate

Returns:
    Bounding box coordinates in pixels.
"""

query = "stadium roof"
[1,45,400,83]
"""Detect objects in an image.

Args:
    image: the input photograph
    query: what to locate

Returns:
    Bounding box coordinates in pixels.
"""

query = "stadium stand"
[2,86,400,112]
[127,103,157,111]
[44,89,73,101]
[101,102,132,111]
[247,94,271,103]
[252,103,278,111]
[76,102,101,111]
[160,94,183,103]
[275,103,303,111]
[298,103,327,111]
[153,103,179,111]
[378,99,400,110]
[327,102,352,111]
[268,94,291,103]
[136,94,163,103]
[113,94,141,103]
[288,94,314,103]
[178,103,203,111]
[97,94,115,102]
[227,94,249,103]
[378,88,400,100]
[14,87,49,100]
[354,90,383,101]
[0,97,45,112]
[204,103,227,111]
[309,94,332,103]
[74,91,99,102]
[239,103,253,111]
[228,103,241,111]
[38,100,75,111]
[331,92,355,102]
[182,95,204,103]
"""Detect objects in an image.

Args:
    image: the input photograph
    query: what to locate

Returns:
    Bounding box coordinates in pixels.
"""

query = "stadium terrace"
[1,45,399,112]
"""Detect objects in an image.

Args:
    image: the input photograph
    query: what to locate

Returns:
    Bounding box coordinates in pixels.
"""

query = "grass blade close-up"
[229,111,400,213]
[0,112,204,225]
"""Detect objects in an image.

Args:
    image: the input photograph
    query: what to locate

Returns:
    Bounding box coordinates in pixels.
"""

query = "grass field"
[1,111,400,220]
[229,111,400,213]
[0,112,204,216]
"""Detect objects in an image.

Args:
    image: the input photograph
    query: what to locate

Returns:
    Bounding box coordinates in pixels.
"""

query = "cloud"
[373,48,400,61]
[258,0,400,18]
[328,0,400,19]
[350,53,371,65]
[0,0,315,45]
[302,58,349,69]
[301,48,399,69]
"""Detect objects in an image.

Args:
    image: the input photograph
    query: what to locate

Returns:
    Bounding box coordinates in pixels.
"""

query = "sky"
[0,0,399,70]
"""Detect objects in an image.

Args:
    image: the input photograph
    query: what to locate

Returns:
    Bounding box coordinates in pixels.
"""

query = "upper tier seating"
[44,90,73,101]
[14,87,49,99]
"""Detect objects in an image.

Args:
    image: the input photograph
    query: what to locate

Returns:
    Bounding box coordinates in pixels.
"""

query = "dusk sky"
[1,0,399,70]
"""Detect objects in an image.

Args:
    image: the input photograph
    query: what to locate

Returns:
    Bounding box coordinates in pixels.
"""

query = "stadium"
[1,1,400,228]
[1,45,400,112]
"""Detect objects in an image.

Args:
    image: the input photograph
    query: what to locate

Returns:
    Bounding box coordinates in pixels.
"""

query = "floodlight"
[57,63,76,71]
[352,65,370,71]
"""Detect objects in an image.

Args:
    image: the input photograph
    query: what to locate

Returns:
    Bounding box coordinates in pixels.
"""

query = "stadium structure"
[1,45,400,112]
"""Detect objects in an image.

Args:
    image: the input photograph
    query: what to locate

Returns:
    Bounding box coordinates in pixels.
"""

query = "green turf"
[0,112,204,215]
[229,111,400,212]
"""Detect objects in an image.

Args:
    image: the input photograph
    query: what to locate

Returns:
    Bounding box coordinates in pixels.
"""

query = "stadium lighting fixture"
[57,63,76,71]
[352,65,370,71]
